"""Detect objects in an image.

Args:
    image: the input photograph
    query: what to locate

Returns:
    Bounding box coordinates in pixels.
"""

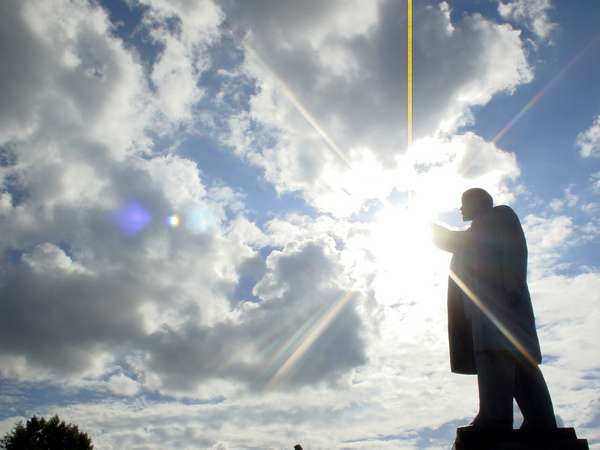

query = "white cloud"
[549,198,564,211]
[498,0,556,41]
[219,0,531,216]
[407,133,521,212]
[563,185,579,207]
[139,0,222,46]
[150,35,205,124]
[108,373,141,396]
[0,0,243,390]
[22,243,87,275]
[524,214,573,251]
[523,214,573,279]
[548,185,579,212]
[0,0,528,394]
[2,1,598,449]
[0,0,153,155]
[134,237,373,395]
[530,272,600,436]
[144,155,206,209]
[0,14,368,423]
[2,269,598,449]
[0,0,377,398]
[577,115,600,158]
[137,0,223,127]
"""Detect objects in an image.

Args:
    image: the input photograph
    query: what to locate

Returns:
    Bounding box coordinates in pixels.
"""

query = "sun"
[366,201,447,306]
[370,203,435,267]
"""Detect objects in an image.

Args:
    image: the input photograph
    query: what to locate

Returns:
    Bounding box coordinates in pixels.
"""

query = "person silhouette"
[432,188,557,431]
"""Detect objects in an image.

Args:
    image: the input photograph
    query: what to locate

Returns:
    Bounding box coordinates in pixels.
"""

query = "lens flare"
[449,269,538,367]
[166,214,181,228]
[185,204,217,233]
[265,291,355,390]
[493,35,600,145]
[242,40,352,170]
[113,200,152,236]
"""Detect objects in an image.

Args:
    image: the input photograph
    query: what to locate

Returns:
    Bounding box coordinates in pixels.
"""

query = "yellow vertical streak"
[407,0,413,147]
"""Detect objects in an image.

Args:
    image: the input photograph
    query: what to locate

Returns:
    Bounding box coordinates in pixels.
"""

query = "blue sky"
[1,1,600,449]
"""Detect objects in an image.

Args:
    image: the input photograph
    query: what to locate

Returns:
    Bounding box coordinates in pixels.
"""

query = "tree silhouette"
[0,415,93,450]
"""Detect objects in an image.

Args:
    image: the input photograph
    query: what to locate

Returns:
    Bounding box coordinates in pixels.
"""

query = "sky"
[0,0,599,449]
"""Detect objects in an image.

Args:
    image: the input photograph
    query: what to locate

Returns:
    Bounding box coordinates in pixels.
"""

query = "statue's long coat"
[435,206,542,374]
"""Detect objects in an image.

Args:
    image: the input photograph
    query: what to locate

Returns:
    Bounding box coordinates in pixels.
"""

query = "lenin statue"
[432,188,557,431]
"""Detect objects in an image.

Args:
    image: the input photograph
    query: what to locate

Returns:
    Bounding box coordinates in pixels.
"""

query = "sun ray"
[492,34,600,145]
[242,40,353,170]
[449,269,538,367]
[265,291,355,390]
[260,304,327,377]
[242,8,421,389]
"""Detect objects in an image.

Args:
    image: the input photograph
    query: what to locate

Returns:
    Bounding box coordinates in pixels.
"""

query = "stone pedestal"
[452,427,589,450]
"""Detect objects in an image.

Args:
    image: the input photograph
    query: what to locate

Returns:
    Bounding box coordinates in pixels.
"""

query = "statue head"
[461,188,493,221]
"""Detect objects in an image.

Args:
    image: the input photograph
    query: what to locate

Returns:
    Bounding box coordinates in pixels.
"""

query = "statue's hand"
[431,223,466,253]
[431,223,447,249]
[431,223,446,236]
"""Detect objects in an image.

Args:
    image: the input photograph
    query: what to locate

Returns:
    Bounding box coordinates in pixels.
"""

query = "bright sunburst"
[367,201,447,306]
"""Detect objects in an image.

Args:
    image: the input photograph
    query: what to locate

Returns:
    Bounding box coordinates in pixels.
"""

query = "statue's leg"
[514,361,557,429]
[474,351,514,429]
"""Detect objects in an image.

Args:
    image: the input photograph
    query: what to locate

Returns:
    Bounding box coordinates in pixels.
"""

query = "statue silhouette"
[433,188,556,431]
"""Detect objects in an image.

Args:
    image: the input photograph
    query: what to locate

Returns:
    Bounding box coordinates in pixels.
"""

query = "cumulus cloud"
[107,373,141,396]
[0,0,153,153]
[548,185,580,212]
[498,0,556,41]
[218,0,531,215]
[3,1,598,449]
[523,213,573,278]
[136,0,223,126]
[22,243,87,275]
[577,114,600,158]
[0,0,527,396]
[137,238,373,395]
[7,267,598,450]
[406,132,520,213]
[0,0,166,381]
[523,215,573,251]
[0,0,374,395]
[529,272,600,439]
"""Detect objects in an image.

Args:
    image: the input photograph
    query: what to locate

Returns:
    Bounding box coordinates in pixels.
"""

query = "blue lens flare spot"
[113,200,152,236]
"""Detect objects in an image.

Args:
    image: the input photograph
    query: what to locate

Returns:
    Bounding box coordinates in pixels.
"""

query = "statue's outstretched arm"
[432,224,468,254]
